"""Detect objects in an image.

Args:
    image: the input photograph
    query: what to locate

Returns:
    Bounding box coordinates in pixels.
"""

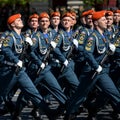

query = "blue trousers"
[0,66,54,119]
[58,61,79,96]
[33,66,67,105]
[65,68,120,115]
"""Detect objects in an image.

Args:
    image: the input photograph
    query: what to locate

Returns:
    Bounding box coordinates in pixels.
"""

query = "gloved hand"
[109,43,116,53]
[25,37,33,46]
[63,59,69,67]
[96,65,102,73]
[50,41,57,48]
[73,39,78,48]
[40,63,45,69]
[17,60,23,68]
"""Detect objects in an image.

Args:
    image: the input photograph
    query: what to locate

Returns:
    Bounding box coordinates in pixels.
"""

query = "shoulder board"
[47,28,52,34]
[92,32,97,37]
[36,32,41,37]
[8,33,14,37]
[28,29,32,34]
[59,29,64,34]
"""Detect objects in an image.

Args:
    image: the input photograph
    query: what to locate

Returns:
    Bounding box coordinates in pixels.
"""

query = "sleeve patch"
[85,37,93,51]
[3,38,9,47]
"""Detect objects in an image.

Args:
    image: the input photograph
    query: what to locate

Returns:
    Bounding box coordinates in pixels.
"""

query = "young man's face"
[29,18,39,29]
[106,16,113,27]
[97,16,107,30]
[85,15,93,27]
[50,16,60,27]
[113,13,120,23]
[13,18,24,29]
[39,18,50,30]
[61,16,72,29]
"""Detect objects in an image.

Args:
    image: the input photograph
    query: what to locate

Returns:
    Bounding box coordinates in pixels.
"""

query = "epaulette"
[48,28,52,32]
[36,32,41,37]
[4,31,10,36]
[28,29,32,34]
[58,29,63,34]
[7,32,14,37]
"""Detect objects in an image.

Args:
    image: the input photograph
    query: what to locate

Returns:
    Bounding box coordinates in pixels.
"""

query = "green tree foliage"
[83,0,104,7]
[0,0,48,5]
[0,0,33,5]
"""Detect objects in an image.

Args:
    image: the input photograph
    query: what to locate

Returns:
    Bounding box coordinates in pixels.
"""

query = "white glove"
[96,65,102,73]
[109,43,116,53]
[73,39,78,48]
[25,37,33,46]
[40,63,45,69]
[63,59,69,67]
[17,60,23,68]
[50,41,57,48]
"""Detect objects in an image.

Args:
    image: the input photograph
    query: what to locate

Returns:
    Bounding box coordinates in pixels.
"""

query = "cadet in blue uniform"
[27,12,67,107]
[1,13,57,120]
[49,11,62,78]
[13,13,41,119]
[51,12,80,99]
[73,9,94,78]
[64,11,120,120]
[85,24,120,120]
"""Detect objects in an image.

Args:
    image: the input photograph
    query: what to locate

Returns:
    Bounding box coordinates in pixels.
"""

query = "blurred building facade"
[29,0,117,14]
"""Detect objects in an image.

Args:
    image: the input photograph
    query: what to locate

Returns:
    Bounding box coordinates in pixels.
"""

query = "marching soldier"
[1,13,57,120]
[64,10,120,120]
[51,11,80,100]
[49,10,62,78]
[13,13,41,120]
[73,9,94,78]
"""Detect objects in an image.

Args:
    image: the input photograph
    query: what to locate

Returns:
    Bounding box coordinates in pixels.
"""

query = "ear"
[11,22,15,27]
[94,20,98,26]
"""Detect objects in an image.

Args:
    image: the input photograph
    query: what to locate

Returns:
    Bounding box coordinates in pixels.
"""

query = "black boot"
[55,104,66,116]
[87,114,97,120]
[64,113,76,120]
[110,111,119,120]
[86,101,98,120]
[0,106,9,116]
[5,100,16,115]
[39,100,57,120]
[30,108,42,120]
[12,115,22,120]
